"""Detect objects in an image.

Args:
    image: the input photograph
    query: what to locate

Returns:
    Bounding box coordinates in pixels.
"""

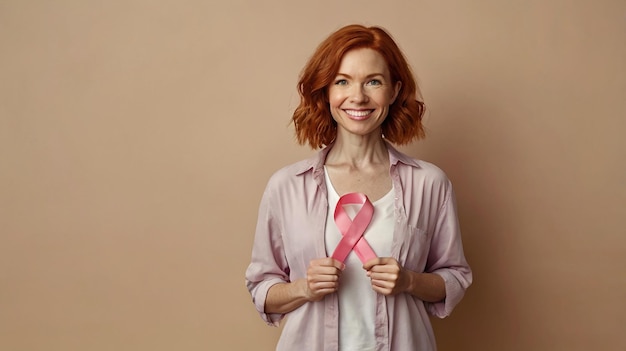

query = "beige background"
[1,1,625,350]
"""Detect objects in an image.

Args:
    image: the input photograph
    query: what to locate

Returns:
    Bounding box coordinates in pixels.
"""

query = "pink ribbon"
[331,192,377,264]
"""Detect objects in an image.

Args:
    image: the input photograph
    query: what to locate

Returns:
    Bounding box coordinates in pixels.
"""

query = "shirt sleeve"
[245,180,290,326]
[424,182,473,318]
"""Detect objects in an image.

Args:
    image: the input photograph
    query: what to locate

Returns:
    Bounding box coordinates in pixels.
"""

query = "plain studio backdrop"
[1,1,625,350]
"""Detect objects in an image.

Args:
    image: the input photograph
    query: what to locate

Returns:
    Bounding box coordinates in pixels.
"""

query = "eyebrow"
[334,73,386,79]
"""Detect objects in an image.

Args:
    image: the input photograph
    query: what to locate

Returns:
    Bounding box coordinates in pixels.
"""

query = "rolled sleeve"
[427,267,471,318]
[246,276,286,326]
[425,181,473,318]
[244,179,290,326]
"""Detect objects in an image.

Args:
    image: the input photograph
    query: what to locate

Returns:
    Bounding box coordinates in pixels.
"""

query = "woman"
[245,24,472,351]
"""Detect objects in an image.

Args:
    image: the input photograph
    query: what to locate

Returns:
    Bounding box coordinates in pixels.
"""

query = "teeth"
[345,110,372,117]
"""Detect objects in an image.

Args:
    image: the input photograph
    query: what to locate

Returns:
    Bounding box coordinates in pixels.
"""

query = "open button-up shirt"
[245,143,472,351]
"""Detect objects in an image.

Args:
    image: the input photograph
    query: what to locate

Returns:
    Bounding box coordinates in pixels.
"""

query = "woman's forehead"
[337,48,390,76]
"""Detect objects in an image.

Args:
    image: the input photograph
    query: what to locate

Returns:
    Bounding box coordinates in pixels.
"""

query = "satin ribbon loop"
[331,192,377,264]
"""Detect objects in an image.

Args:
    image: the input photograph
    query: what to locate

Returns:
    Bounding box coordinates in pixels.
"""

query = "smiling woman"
[245,24,472,351]
[292,24,425,149]
[328,48,401,144]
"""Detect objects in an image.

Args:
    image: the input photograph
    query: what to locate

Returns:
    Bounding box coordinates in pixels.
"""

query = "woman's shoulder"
[394,154,452,189]
[265,153,320,187]
[389,146,450,182]
[413,159,448,178]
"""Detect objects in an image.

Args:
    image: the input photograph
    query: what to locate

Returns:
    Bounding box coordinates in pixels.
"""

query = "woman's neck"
[326,131,389,168]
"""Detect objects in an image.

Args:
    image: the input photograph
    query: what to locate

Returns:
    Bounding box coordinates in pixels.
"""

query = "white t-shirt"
[324,170,395,351]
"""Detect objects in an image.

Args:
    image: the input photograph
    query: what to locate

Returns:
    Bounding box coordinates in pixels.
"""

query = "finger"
[327,258,346,270]
[311,257,346,270]
[369,272,399,284]
[309,280,339,290]
[308,272,341,284]
[370,277,395,289]
[369,264,401,275]
[363,257,399,271]
[371,278,398,296]
[371,285,392,296]
[367,259,402,274]
[308,265,344,277]
[362,257,382,270]
[309,279,340,294]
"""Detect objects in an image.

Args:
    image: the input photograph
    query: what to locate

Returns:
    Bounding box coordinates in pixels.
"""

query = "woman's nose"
[350,85,369,103]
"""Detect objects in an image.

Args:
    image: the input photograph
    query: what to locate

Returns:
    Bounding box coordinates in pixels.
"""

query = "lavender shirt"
[245,142,472,351]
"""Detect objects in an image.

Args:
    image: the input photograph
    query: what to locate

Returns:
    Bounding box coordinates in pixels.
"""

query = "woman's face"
[328,48,401,139]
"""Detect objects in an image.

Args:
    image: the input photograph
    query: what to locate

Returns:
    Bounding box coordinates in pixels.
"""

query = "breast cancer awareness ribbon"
[331,192,377,264]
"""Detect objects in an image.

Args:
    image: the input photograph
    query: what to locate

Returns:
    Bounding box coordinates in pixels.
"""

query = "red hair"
[292,24,426,149]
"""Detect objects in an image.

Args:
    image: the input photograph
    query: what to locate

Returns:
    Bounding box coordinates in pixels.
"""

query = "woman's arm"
[265,258,345,314]
[404,270,446,302]
[363,257,445,302]
[264,279,309,314]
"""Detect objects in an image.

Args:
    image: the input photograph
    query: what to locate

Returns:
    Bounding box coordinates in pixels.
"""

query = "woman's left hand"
[363,257,411,296]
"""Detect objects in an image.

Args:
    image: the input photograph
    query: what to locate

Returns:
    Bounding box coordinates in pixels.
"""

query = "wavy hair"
[292,24,425,149]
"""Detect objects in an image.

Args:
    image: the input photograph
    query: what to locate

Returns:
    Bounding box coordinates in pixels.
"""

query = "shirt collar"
[294,141,421,177]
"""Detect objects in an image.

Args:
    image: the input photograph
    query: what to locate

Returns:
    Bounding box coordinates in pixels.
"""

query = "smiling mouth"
[344,109,374,118]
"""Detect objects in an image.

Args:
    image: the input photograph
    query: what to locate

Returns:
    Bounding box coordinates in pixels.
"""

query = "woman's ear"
[391,81,402,104]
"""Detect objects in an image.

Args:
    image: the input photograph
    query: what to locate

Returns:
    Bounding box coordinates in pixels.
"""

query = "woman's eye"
[366,79,382,86]
[334,79,348,85]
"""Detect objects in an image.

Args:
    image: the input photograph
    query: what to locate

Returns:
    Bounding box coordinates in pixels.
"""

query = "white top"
[324,169,395,351]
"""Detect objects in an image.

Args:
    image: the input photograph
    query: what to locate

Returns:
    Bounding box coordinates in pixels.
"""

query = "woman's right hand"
[265,257,345,314]
[304,257,345,301]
